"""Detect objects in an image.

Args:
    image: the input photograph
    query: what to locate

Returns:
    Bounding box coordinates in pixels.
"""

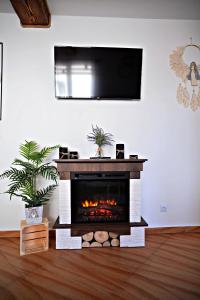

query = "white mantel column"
[59,180,71,224]
[129,179,141,223]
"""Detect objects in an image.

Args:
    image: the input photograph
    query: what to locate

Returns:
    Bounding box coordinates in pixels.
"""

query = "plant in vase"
[87,125,114,158]
[0,141,59,224]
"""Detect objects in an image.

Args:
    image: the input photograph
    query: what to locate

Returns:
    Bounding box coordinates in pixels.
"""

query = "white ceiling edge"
[0,0,200,20]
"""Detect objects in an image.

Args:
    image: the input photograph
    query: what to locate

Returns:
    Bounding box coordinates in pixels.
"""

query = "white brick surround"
[56,229,82,249]
[59,180,71,224]
[58,178,142,225]
[130,179,141,223]
[56,176,145,249]
[120,227,145,247]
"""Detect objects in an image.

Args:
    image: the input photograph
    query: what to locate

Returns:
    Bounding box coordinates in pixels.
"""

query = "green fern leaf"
[39,164,58,182]
[19,141,38,161]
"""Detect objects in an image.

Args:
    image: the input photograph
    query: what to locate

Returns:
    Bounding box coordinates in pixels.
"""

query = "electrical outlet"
[160,205,167,213]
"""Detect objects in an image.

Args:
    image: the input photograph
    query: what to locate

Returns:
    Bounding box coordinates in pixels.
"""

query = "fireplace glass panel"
[71,172,129,223]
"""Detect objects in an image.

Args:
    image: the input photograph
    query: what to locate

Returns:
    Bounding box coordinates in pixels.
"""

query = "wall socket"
[160,205,167,213]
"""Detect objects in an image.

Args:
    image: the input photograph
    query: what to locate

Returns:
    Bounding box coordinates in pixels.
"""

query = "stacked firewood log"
[82,231,120,247]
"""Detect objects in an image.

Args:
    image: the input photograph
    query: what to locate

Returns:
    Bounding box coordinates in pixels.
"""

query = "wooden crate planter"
[20,218,49,256]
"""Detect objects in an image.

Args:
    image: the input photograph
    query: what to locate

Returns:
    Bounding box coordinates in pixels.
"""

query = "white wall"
[0,14,200,230]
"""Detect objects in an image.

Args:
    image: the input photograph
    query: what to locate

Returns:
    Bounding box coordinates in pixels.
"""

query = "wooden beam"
[10,0,51,28]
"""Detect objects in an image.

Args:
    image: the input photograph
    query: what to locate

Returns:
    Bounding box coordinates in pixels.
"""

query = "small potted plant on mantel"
[0,141,59,224]
[87,125,114,158]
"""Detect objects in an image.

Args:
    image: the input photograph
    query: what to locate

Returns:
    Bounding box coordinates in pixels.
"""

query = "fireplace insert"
[71,172,129,223]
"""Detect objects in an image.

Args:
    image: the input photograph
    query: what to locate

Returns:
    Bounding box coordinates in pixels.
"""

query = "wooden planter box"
[20,218,49,256]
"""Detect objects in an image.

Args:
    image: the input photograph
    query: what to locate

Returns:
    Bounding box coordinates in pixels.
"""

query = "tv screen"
[54,46,143,100]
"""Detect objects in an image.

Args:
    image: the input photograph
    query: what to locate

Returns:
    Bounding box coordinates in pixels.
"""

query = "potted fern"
[87,125,114,158]
[0,141,59,224]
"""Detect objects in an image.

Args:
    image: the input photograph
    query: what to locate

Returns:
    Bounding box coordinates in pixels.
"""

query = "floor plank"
[0,233,199,300]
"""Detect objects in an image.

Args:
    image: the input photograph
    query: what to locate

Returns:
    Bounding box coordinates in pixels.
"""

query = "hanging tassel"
[182,87,190,108]
[190,90,198,111]
[197,88,200,107]
[176,83,183,104]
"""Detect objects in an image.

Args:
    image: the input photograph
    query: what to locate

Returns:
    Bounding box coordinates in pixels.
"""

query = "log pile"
[82,231,120,248]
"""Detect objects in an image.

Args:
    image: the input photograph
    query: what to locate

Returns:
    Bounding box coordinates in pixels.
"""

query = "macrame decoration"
[169,42,200,111]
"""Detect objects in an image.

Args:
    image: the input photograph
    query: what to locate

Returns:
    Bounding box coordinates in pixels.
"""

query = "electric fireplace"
[53,158,148,249]
[71,172,129,224]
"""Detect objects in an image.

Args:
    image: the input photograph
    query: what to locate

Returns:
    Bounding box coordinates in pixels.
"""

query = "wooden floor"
[0,233,200,300]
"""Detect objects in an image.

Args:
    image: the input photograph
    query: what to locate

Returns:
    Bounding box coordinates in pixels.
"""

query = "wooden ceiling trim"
[10,0,51,28]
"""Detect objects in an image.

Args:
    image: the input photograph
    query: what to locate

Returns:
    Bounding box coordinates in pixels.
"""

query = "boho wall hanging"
[169,41,200,111]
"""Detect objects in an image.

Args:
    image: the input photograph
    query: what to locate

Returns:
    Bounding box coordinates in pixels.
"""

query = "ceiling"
[0,0,200,20]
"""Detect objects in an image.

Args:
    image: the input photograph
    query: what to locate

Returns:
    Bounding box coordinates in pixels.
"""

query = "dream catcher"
[169,41,200,111]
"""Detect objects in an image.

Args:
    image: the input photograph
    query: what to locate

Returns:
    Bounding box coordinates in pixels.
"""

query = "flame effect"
[81,199,117,208]
[89,209,112,216]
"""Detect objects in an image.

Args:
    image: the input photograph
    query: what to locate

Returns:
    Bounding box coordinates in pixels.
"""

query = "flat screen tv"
[54,46,143,100]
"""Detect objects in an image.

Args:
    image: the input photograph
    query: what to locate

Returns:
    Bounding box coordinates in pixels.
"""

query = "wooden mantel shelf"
[54,159,148,180]
[54,159,147,163]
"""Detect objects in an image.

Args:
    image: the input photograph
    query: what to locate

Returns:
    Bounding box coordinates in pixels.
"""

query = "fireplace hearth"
[53,158,148,249]
[71,172,129,224]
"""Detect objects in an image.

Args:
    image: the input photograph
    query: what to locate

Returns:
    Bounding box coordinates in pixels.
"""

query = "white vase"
[25,205,43,224]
